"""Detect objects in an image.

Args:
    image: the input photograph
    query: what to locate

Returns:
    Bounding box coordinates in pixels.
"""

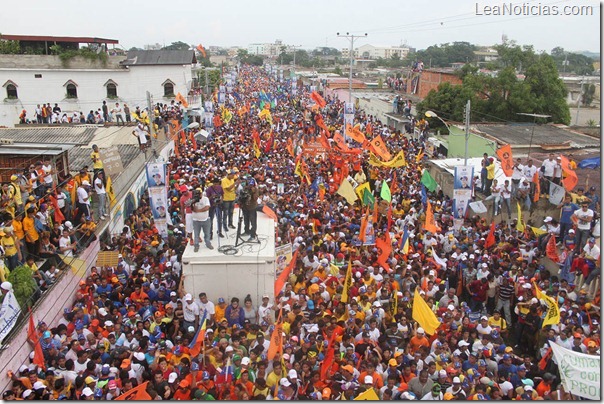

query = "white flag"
[431,247,447,269]
[548,181,566,206]
[0,290,21,342]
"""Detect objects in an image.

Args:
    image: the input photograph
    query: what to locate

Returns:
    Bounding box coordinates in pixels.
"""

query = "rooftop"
[474,123,600,149]
[0,34,119,44]
[120,50,196,66]
[68,144,140,173]
[0,126,98,145]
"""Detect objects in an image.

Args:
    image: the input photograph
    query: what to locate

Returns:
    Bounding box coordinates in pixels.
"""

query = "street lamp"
[336,32,367,105]
[425,102,471,166]
[425,110,450,131]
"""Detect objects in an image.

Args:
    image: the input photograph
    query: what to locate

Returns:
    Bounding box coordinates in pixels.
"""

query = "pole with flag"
[188,311,208,358]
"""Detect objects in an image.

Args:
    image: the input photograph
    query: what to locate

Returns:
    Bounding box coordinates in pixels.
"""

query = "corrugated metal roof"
[68,144,141,173]
[121,50,196,66]
[0,126,97,145]
[474,124,600,148]
[87,126,140,148]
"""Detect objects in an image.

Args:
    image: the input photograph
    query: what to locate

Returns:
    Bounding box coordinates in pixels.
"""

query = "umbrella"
[186,122,200,130]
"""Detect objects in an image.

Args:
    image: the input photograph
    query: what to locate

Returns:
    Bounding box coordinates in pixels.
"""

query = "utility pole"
[204,68,209,97]
[464,99,471,166]
[146,91,157,142]
[290,45,302,71]
[575,76,585,126]
[337,32,367,104]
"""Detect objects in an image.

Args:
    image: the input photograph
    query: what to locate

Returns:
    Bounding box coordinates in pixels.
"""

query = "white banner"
[469,200,488,214]
[549,341,600,400]
[145,163,168,238]
[0,290,21,342]
[548,181,566,206]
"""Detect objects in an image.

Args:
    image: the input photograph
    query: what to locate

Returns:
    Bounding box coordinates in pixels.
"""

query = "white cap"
[19,365,28,373]
[225,346,234,352]
[134,352,145,361]
[22,390,32,398]
[0,281,12,291]
[241,357,250,366]
[544,216,552,223]
[33,381,46,390]
[170,291,177,297]
[168,372,178,383]
[447,304,455,311]
[480,316,488,321]
[184,293,192,301]
[280,378,292,387]
[98,308,108,316]
[81,180,90,186]
[104,320,114,327]
[458,340,470,347]
[188,326,195,333]
[373,301,382,307]
[522,283,532,289]
[439,369,447,378]
[288,369,298,379]
[364,375,373,384]
[417,327,425,334]
[530,297,539,304]
[453,377,461,383]
[525,386,534,392]
[482,263,488,268]
[82,387,94,397]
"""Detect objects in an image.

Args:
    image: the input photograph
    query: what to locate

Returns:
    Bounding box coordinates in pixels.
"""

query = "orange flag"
[546,235,559,262]
[359,208,369,243]
[315,114,329,133]
[311,91,327,108]
[319,130,331,150]
[559,155,578,191]
[366,122,373,135]
[196,44,207,58]
[424,200,440,233]
[485,221,496,248]
[376,231,392,271]
[262,205,278,221]
[175,92,189,108]
[496,144,514,177]
[369,135,392,161]
[318,185,326,202]
[286,138,295,157]
[533,171,540,202]
[267,316,283,361]
[345,124,367,144]
[320,326,344,380]
[115,381,152,400]
[274,250,298,298]
[333,131,350,152]
[27,311,45,370]
[189,318,207,358]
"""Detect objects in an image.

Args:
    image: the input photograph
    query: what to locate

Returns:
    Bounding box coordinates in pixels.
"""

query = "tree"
[196,69,221,92]
[550,47,595,75]
[7,265,38,310]
[162,41,191,51]
[412,42,478,68]
[237,49,264,66]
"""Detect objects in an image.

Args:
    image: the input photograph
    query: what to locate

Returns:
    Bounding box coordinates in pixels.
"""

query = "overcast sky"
[1,0,600,53]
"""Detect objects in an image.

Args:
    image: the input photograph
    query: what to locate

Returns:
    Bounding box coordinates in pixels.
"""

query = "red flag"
[274,250,298,298]
[320,326,343,380]
[310,91,327,108]
[546,235,559,262]
[115,381,152,400]
[485,221,496,248]
[496,144,514,177]
[376,231,392,271]
[559,155,578,191]
[262,205,278,221]
[27,311,45,370]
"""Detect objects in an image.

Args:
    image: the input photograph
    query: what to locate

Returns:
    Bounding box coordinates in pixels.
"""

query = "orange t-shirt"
[408,336,430,355]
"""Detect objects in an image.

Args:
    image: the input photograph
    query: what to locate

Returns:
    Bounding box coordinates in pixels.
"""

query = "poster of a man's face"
[454,166,474,190]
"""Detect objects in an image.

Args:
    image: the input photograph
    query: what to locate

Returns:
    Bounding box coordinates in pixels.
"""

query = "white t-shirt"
[574,208,594,230]
[583,243,600,261]
[542,159,556,177]
[77,186,89,204]
[182,300,200,322]
[191,197,210,221]
[59,236,73,257]
[94,177,106,195]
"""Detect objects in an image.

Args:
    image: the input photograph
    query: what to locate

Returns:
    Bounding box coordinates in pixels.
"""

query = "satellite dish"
[186,122,200,129]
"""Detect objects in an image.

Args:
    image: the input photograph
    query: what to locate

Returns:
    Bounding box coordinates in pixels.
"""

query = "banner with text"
[549,341,600,400]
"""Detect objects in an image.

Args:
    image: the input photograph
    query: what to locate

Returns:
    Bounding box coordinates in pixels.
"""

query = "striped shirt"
[498,284,515,301]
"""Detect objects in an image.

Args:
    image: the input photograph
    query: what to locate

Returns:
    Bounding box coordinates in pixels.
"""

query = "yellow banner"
[368,151,407,168]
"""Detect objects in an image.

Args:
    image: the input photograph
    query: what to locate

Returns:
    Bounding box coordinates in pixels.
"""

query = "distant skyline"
[1,0,600,54]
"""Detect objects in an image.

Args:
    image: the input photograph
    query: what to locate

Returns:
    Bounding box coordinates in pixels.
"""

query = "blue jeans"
[193,219,212,248]
[222,200,235,229]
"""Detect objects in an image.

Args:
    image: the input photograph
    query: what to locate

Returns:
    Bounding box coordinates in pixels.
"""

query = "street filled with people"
[1,64,600,400]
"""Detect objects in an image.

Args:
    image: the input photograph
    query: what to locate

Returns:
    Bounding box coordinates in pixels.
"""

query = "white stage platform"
[181,208,276,305]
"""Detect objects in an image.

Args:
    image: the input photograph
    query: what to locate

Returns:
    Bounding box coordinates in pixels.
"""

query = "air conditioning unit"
[0,139,14,145]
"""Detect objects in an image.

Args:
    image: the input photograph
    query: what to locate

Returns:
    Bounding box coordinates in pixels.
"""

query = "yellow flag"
[294,161,303,179]
[106,175,117,209]
[354,388,380,401]
[341,261,353,303]
[516,202,525,232]
[368,151,407,168]
[329,264,340,276]
[355,182,371,201]
[412,287,441,335]
[530,226,547,236]
[253,141,261,158]
[533,282,560,328]
[337,178,359,205]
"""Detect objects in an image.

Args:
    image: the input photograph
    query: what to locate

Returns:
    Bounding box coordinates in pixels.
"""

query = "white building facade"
[342,44,410,60]
[0,51,194,127]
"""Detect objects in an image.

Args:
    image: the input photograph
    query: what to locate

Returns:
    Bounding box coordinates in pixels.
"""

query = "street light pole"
[464,99,470,166]
[337,32,367,104]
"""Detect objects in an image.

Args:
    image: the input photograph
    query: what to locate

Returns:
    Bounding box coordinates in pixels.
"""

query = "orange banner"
[333,131,350,152]
[369,135,392,161]
[311,91,327,108]
[345,124,367,144]
[559,155,578,191]
[274,250,299,298]
[496,144,514,177]
[424,200,440,233]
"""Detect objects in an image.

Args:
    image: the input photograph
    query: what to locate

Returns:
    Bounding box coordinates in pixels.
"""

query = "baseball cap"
[364,375,373,384]
[168,372,178,383]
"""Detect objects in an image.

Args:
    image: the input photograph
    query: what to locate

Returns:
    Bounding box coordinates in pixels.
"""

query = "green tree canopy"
[162,41,191,51]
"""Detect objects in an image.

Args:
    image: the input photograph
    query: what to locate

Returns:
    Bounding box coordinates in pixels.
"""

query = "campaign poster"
[275,243,293,276]
[453,166,474,190]
[344,102,355,129]
[363,221,376,246]
[146,163,166,188]
[452,189,472,219]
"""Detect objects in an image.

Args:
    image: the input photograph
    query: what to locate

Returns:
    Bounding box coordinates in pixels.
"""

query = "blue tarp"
[578,157,601,169]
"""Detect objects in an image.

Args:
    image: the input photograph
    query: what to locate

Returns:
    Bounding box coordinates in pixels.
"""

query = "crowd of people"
[1,64,600,401]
